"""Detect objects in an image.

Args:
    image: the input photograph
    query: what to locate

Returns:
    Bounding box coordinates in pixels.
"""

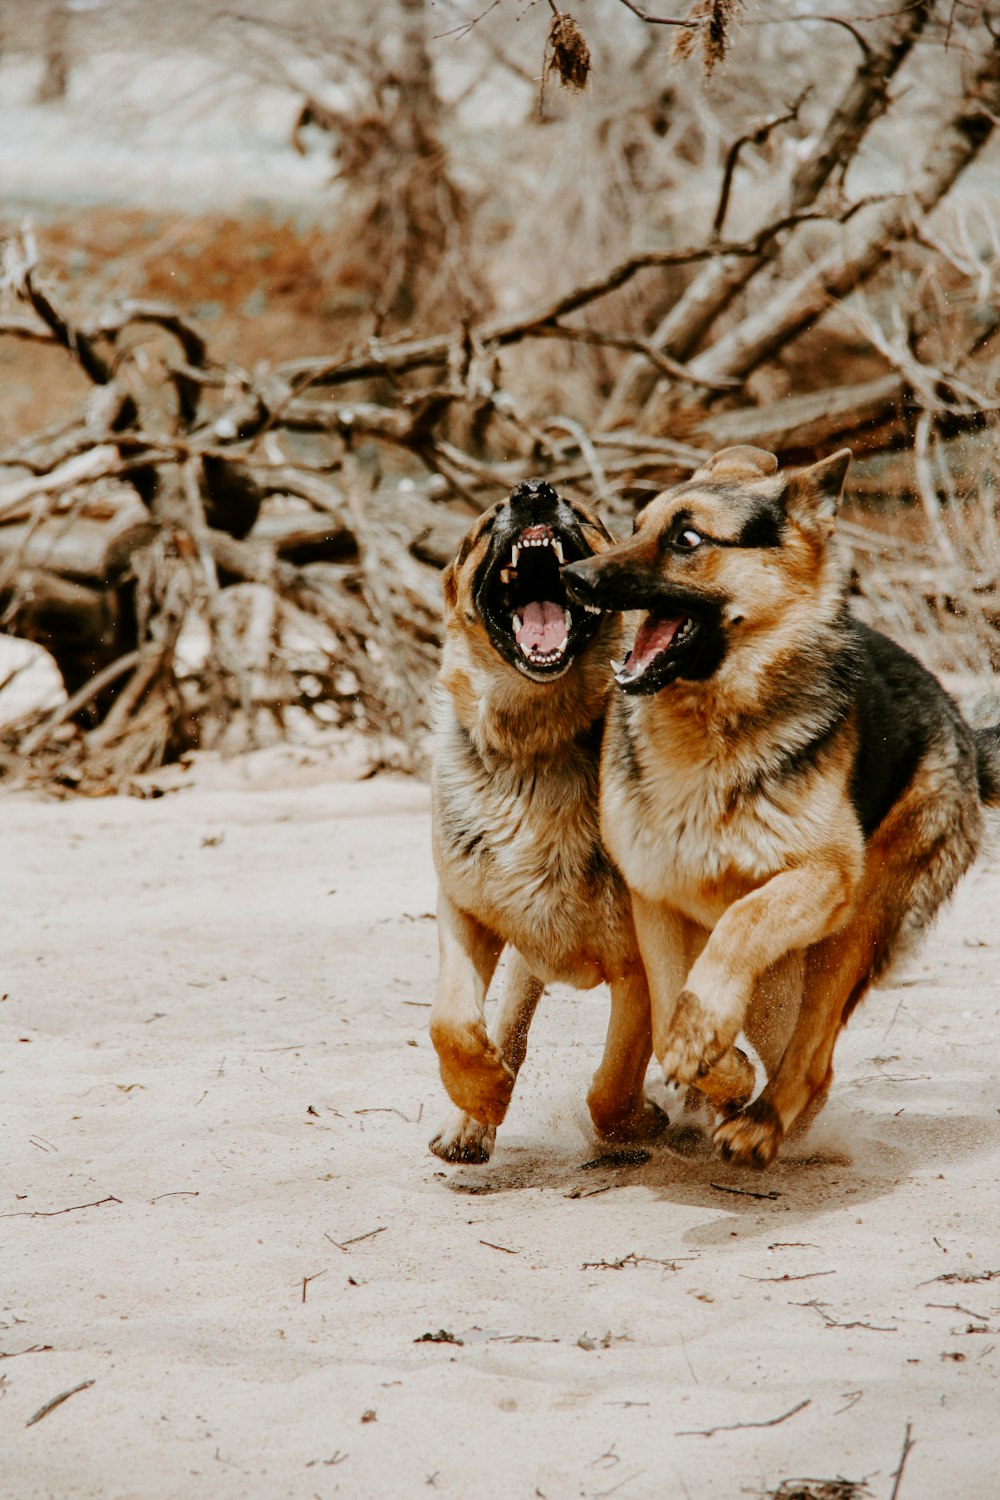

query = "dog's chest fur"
[433,708,632,985]
[603,698,842,925]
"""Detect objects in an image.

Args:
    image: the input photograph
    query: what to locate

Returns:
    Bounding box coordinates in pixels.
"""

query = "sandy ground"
[4,760,1000,1500]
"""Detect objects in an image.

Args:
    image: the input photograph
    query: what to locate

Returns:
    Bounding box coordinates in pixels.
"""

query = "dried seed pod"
[545,12,591,94]
[672,0,743,77]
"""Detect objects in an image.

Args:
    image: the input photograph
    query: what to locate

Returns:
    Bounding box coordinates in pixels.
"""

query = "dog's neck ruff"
[439,615,615,766]
[460,678,604,768]
[627,601,859,779]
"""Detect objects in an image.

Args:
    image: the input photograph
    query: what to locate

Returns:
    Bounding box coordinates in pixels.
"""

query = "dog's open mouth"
[476,512,604,681]
[614,610,701,692]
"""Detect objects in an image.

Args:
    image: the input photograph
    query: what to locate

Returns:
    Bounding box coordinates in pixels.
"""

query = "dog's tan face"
[561,446,851,695]
[443,480,615,683]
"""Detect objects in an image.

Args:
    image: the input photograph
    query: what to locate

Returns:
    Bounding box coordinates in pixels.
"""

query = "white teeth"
[511,612,522,631]
[526,637,568,664]
[511,544,520,566]
[611,657,625,673]
[584,604,601,616]
[564,608,573,631]
[552,539,565,563]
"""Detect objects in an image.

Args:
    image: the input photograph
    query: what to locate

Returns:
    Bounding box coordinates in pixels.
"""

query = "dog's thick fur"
[563,444,1000,1168]
[429,481,755,1162]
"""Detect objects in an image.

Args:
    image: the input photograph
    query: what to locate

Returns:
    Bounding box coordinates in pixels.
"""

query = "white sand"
[4,764,999,1500]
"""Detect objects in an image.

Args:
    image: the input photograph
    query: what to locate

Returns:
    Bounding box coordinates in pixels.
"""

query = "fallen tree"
[1,7,998,790]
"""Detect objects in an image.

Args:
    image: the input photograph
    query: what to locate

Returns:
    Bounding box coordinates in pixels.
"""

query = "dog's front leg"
[429,892,514,1126]
[587,964,656,1141]
[632,898,755,1120]
[659,858,858,1088]
[430,952,544,1163]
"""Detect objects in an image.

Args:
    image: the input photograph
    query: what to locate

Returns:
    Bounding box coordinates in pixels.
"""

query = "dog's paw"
[712,1096,784,1170]
[590,1095,670,1145]
[696,1045,756,1120]
[434,1030,515,1126]
[658,990,740,1086]
[429,1110,497,1164]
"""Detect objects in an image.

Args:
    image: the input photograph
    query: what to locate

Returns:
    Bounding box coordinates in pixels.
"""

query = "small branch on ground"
[676,1397,811,1438]
[25,1380,95,1428]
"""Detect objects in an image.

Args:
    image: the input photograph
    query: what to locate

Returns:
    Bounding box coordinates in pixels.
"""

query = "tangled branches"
[2,7,999,791]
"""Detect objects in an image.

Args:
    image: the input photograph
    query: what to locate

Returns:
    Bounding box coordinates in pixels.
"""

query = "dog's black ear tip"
[824,447,853,484]
[786,447,853,523]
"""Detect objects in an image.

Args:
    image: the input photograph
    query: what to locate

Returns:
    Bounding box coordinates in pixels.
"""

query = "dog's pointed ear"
[442,559,459,611]
[785,449,852,530]
[694,446,780,483]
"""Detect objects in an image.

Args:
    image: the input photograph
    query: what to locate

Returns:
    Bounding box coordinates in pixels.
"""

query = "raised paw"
[431,1022,515,1126]
[429,1110,497,1164]
[712,1096,784,1170]
[658,989,740,1087]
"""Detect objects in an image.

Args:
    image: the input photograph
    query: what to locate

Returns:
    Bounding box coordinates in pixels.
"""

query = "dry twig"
[677,1397,811,1438]
[25,1379,95,1428]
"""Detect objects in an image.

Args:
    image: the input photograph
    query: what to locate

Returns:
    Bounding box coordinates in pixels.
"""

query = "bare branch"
[614,0,700,25]
[600,0,931,425]
[713,90,811,240]
[279,202,892,397]
[688,37,1000,385]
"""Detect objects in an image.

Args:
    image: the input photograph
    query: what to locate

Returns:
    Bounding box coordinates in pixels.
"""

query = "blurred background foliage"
[0,0,998,787]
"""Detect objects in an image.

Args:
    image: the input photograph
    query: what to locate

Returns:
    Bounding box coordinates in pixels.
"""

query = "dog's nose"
[562,559,600,605]
[507,479,560,525]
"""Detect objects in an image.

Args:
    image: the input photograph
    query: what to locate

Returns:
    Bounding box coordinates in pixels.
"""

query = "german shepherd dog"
[429,480,756,1162]
[562,444,1000,1169]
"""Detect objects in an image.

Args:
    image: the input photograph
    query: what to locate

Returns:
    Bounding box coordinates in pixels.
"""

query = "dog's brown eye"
[676,528,703,550]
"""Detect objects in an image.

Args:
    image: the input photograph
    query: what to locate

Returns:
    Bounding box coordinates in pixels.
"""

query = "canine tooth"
[611,657,625,674]
[552,539,565,563]
[511,612,522,631]
[500,567,516,584]
[511,544,520,566]
[564,608,573,630]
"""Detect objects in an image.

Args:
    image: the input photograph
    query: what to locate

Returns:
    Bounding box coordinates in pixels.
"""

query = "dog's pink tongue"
[516,600,566,654]
[629,613,685,671]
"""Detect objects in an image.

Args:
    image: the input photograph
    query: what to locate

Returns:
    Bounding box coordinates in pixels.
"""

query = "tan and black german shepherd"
[429,479,755,1162]
[562,444,1000,1169]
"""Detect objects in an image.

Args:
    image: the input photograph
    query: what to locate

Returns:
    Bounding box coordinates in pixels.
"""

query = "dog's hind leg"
[430,952,544,1163]
[742,950,804,1081]
[429,891,512,1124]
[713,917,882,1169]
[715,750,982,1169]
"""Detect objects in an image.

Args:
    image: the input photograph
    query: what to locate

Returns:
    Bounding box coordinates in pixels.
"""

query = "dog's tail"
[975,724,1000,807]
